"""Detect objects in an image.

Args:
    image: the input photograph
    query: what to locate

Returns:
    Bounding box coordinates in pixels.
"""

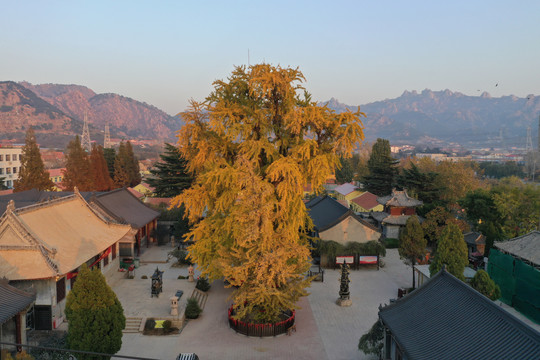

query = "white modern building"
[0,146,23,188]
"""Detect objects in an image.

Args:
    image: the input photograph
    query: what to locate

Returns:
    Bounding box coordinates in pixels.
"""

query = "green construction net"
[488,249,540,324]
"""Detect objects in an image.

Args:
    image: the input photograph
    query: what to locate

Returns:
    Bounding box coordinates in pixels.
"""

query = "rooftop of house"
[495,230,540,266]
[91,188,160,229]
[333,182,357,196]
[305,196,349,231]
[351,191,379,210]
[0,279,35,324]
[464,231,486,246]
[0,189,98,215]
[379,269,540,360]
[377,189,423,207]
[47,168,65,177]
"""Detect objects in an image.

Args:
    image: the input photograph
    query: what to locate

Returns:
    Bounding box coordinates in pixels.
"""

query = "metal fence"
[227,306,295,337]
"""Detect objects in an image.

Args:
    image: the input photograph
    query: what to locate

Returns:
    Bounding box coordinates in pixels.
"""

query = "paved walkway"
[116,246,411,360]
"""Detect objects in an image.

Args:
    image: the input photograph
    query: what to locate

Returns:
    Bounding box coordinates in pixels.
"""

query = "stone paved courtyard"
[114,245,411,360]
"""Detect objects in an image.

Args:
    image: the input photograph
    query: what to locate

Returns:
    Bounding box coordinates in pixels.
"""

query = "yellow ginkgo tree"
[172,64,365,322]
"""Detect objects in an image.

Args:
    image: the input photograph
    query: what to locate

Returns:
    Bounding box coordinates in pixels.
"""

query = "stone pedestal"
[336,298,352,307]
[170,296,179,316]
[188,265,195,282]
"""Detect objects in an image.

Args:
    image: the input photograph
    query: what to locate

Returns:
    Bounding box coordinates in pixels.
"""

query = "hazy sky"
[1,1,539,115]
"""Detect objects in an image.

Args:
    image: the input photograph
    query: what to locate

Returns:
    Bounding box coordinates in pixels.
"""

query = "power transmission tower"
[526,127,533,153]
[81,112,92,152]
[104,124,111,148]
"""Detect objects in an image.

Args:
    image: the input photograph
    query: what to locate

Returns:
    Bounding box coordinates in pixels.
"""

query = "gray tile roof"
[464,231,485,246]
[0,280,35,324]
[495,231,540,266]
[379,269,540,360]
[306,196,349,231]
[0,189,97,215]
[92,188,159,229]
[377,189,423,207]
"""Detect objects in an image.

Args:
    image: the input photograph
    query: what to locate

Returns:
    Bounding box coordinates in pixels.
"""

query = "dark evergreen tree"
[429,222,468,280]
[65,264,125,359]
[335,157,354,184]
[399,215,426,289]
[103,147,116,180]
[361,138,398,196]
[14,127,54,192]
[146,143,193,197]
[114,141,140,187]
[62,136,93,191]
[396,162,444,214]
[90,144,114,191]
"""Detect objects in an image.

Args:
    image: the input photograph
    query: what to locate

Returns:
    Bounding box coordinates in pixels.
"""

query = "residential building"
[379,269,540,360]
[89,188,160,257]
[350,191,383,213]
[464,231,486,256]
[0,190,135,330]
[371,189,423,239]
[306,196,381,266]
[0,146,23,189]
[47,168,65,191]
[333,182,363,207]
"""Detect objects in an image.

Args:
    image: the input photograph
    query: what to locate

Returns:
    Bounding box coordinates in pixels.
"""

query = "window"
[5,155,10,161]
[6,180,11,187]
[13,167,17,173]
[6,167,11,174]
[12,154,17,161]
[112,243,117,260]
[0,155,3,161]
[0,168,3,175]
[56,277,66,303]
[103,249,109,267]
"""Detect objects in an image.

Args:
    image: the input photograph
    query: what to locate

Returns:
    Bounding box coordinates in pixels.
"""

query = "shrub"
[169,248,191,265]
[145,318,156,330]
[141,275,148,279]
[358,321,384,358]
[185,298,202,319]
[163,320,172,332]
[196,277,211,292]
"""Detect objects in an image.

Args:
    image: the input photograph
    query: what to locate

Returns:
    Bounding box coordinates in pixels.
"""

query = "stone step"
[123,317,142,333]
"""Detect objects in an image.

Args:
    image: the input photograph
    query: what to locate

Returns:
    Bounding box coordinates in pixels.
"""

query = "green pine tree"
[125,141,141,186]
[65,264,125,359]
[429,222,468,280]
[399,215,426,289]
[361,138,398,196]
[470,269,501,300]
[146,143,193,197]
[14,127,54,192]
[335,157,354,184]
[62,136,93,191]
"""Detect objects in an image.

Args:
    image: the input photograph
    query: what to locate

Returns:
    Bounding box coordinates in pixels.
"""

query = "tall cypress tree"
[65,264,125,359]
[146,143,193,197]
[103,147,116,180]
[114,141,140,187]
[14,127,54,192]
[361,138,398,196]
[429,222,468,280]
[62,136,94,191]
[90,144,114,191]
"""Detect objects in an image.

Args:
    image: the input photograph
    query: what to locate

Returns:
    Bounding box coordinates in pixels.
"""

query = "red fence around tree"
[228,305,295,337]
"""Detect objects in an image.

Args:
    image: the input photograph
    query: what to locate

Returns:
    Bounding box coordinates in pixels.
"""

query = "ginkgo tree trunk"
[172,64,365,322]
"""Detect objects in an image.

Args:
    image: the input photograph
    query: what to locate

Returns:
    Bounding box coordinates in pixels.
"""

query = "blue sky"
[1,1,539,115]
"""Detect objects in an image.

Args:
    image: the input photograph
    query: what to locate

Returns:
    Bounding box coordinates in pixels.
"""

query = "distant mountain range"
[0,81,182,148]
[0,81,538,149]
[323,89,540,148]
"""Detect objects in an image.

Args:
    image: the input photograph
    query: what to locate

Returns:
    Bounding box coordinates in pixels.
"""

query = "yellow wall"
[319,215,381,245]
[350,202,384,213]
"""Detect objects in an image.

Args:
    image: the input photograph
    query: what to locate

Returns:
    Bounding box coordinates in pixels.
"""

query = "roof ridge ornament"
[6,200,15,212]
